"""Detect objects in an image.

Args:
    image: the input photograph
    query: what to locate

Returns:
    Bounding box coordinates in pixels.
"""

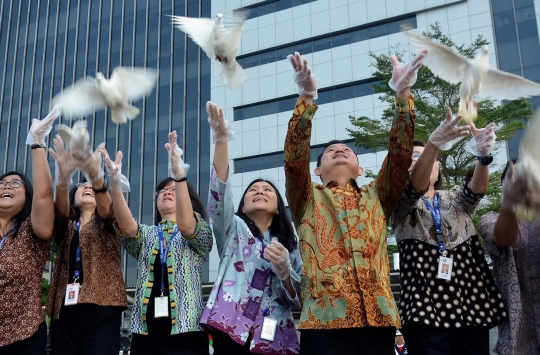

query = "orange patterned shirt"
[284,97,415,329]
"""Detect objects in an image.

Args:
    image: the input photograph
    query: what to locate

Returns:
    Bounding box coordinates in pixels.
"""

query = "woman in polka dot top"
[390,130,507,355]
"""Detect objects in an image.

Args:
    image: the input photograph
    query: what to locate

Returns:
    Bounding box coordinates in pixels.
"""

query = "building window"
[234,139,373,174]
[234,78,381,121]
[235,0,317,20]
[236,14,417,69]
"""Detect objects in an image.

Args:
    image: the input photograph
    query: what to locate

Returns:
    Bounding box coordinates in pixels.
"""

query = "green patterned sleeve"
[114,221,147,260]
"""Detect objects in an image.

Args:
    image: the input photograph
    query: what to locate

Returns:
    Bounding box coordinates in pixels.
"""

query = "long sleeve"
[183,212,213,260]
[207,165,237,258]
[376,95,416,219]
[284,99,319,227]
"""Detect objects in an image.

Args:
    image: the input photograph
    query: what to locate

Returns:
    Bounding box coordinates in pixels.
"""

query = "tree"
[348,23,534,221]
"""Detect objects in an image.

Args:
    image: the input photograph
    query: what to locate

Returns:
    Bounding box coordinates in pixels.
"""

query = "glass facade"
[238,0,318,20]
[0,0,211,284]
[492,0,540,159]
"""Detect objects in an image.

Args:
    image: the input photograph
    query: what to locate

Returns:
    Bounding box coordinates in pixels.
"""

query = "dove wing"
[52,77,106,118]
[479,68,540,100]
[110,67,159,102]
[170,15,215,58]
[404,29,471,84]
[214,12,247,60]
[519,110,540,188]
[55,124,73,146]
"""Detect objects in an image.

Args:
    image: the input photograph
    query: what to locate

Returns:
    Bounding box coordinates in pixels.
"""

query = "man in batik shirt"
[284,50,426,355]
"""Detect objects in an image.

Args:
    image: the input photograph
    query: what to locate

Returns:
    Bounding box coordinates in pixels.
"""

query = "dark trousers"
[211,328,251,355]
[50,304,122,355]
[0,322,47,355]
[131,331,209,355]
[299,327,396,355]
[401,323,490,355]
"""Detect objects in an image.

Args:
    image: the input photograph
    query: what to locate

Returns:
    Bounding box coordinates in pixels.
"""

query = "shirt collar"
[324,178,361,193]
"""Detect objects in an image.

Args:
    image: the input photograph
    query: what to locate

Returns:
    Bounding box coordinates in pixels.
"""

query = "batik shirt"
[392,180,507,329]
[479,212,540,355]
[284,96,415,329]
[201,165,302,355]
[115,214,212,335]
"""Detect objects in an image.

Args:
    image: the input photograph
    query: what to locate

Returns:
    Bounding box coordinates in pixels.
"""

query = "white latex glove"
[263,238,291,281]
[26,105,61,146]
[48,135,79,187]
[428,108,471,150]
[98,146,131,192]
[287,52,318,99]
[207,101,234,143]
[165,131,189,179]
[466,122,496,157]
[388,50,427,92]
[72,144,105,183]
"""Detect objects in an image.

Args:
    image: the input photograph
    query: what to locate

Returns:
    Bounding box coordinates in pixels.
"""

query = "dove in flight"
[171,12,247,90]
[404,28,540,121]
[55,120,90,151]
[52,67,159,124]
[517,110,540,191]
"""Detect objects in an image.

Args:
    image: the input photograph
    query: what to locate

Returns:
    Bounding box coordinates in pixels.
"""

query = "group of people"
[0,49,538,355]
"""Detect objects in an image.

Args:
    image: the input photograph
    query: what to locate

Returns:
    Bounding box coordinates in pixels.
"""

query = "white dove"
[55,120,89,151]
[517,110,540,191]
[171,12,247,90]
[52,67,158,124]
[404,28,540,121]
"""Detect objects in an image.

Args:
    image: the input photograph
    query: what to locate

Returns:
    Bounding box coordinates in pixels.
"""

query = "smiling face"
[156,181,176,217]
[242,180,279,217]
[74,182,97,210]
[0,174,27,217]
[315,143,363,183]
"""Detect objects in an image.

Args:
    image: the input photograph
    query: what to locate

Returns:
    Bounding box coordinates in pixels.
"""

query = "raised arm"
[375,52,426,218]
[284,53,319,227]
[27,107,60,240]
[49,135,79,217]
[467,122,496,195]
[99,147,138,237]
[75,144,112,220]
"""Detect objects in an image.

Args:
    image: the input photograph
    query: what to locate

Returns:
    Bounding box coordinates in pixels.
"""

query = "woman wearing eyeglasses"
[391,110,506,355]
[99,131,213,355]
[45,136,127,355]
[0,108,58,354]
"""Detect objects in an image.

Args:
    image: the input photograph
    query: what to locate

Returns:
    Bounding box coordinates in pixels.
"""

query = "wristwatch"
[477,154,493,166]
[92,180,108,194]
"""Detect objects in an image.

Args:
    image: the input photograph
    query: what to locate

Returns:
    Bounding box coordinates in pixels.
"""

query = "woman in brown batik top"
[46,136,127,355]
[0,108,58,354]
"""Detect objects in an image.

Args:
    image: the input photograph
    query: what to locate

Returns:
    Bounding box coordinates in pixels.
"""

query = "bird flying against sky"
[171,11,247,90]
[404,27,540,121]
[52,67,158,124]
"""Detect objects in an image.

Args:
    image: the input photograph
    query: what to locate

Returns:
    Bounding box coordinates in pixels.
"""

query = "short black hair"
[414,140,426,147]
[236,179,298,252]
[0,171,33,236]
[153,177,209,225]
[501,158,520,184]
[316,140,347,167]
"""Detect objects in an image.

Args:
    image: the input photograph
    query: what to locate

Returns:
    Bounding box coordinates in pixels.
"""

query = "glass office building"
[0,0,212,287]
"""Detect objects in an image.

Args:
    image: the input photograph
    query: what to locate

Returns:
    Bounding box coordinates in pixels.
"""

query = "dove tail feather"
[111,109,127,124]
[221,60,246,90]
[123,105,140,120]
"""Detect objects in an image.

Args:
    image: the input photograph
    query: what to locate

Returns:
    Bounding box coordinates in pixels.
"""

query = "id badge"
[64,283,80,306]
[437,256,453,281]
[260,316,277,342]
[155,296,169,318]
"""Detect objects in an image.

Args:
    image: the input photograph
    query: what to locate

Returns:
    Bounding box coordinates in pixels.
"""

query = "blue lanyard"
[73,222,82,281]
[0,225,16,252]
[421,195,445,253]
[157,224,178,295]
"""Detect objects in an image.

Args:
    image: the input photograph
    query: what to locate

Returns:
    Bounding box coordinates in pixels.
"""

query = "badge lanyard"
[72,222,82,282]
[421,195,446,255]
[0,225,16,252]
[260,241,278,342]
[157,224,178,296]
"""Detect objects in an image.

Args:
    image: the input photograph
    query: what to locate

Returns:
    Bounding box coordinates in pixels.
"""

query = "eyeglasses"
[0,180,24,189]
[156,186,175,197]
[76,183,92,189]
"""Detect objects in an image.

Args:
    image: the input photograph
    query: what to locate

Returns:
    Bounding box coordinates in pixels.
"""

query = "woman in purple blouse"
[200,102,302,355]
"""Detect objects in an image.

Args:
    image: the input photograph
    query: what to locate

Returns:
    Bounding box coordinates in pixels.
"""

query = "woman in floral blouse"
[200,102,302,355]
[99,132,213,355]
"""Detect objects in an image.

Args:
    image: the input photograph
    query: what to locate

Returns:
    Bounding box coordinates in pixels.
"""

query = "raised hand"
[98,146,130,192]
[466,122,496,157]
[165,131,189,179]
[388,50,427,93]
[207,101,234,143]
[26,105,61,146]
[428,107,470,151]
[263,238,291,281]
[287,52,318,99]
[48,135,79,187]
